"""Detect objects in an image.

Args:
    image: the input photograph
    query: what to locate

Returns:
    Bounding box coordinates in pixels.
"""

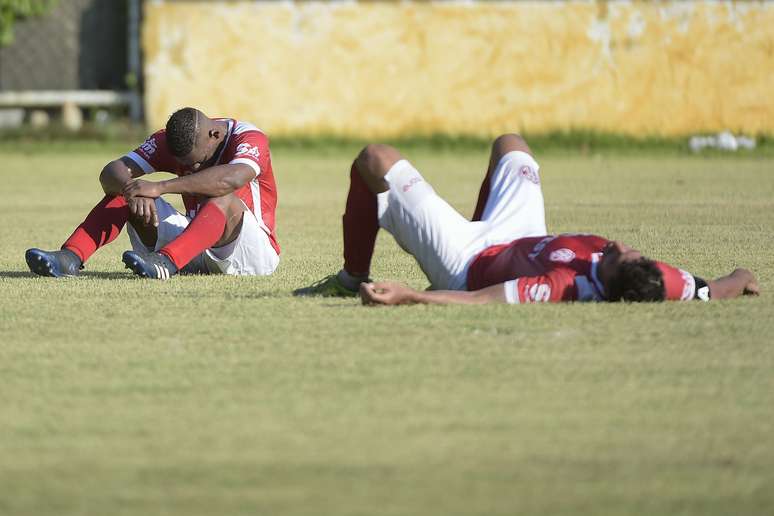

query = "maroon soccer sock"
[160,202,226,269]
[472,167,493,221]
[62,195,129,262]
[342,163,379,277]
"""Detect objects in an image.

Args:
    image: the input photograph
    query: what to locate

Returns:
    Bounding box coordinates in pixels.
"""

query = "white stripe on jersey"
[249,181,272,236]
[231,157,261,177]
[124,151,154,174]
[233,120,262,135]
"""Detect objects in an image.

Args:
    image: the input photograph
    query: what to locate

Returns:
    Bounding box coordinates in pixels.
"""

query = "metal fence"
[0,0,141,123]
[0,0,129,90]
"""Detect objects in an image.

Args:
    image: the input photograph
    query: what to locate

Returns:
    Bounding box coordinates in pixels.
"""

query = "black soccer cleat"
[122,250,178,280]
[25,248,83,277]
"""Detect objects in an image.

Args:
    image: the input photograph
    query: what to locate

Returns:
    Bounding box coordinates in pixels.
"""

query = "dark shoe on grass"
[25,248,83,277]
[122,250,178,280]
[293,273,366,297]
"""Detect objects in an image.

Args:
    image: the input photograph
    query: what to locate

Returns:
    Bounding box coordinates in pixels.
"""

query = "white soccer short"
[126,197,279,276]
[377,151,546,290]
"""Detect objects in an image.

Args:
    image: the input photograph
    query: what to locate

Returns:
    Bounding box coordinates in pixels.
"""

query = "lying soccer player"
[296,134,758,304]
[26,107,280,279]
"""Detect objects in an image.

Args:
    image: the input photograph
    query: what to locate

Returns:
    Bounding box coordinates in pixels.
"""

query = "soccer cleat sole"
[25,249,74,278]
[123,256,150,278]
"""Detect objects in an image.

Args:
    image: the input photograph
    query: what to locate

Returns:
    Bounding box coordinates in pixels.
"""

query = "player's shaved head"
[166,107,204,157]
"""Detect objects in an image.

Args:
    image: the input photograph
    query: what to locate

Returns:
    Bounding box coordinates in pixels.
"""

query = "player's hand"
[734,268,760,296]
[360,281,416,305]
[123,179,163,200]
[128,196,159,227]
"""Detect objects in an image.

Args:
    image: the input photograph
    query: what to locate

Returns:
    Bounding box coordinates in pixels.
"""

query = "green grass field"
[1,146,773,516]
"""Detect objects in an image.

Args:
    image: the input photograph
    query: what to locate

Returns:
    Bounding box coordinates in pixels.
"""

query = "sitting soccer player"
[25,107,280,279]
[296,134,758,305]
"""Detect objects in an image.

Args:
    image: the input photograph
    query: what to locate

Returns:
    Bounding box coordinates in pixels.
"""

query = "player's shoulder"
[137,128,167,150]
[553,233,608,252]
[127,128,172,171]
[229,119,266,137]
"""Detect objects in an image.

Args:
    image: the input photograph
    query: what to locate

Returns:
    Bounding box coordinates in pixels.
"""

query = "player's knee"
[206,192,241,215]
[492,133,531,156]
[355,143,402,180]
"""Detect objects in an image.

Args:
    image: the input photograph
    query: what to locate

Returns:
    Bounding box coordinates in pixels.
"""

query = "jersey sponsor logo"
[402,176,423,192]
[549,248,576,263]
[235,142,261,160]
[519,165,540,185]
[139,137,157,157]
[526,283,551,303]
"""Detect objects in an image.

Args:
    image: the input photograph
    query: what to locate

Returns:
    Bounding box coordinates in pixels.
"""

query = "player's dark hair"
[606,258,666,302]
[165,107,199,157]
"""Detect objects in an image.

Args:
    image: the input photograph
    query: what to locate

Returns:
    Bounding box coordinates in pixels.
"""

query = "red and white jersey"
[466,234,697,303]
[124,119,279,254]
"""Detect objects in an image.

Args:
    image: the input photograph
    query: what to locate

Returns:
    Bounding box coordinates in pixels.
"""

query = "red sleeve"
[124,130,179,174]
[228,130,269,178]
[655,261,697,301]
[502,269,576,303]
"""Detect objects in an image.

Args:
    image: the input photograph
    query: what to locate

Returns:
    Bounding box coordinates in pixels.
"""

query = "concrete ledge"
[0,90,134,107]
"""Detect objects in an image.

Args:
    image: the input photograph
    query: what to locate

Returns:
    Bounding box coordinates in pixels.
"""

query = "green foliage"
[0,0,57,46]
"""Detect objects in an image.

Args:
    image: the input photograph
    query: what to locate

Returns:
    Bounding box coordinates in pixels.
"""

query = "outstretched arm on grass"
[708,268,759,299]
[360,281,506,306]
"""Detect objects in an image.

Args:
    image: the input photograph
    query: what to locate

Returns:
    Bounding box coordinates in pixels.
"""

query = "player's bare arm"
[99,156,145,195]
[100,157,160,228]
[708,268,759,299]
[360,281,507,306]
[122,162,254,200]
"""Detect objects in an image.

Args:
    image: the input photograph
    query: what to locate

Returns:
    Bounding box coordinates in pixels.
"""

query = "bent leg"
[159,193,245,270]
[202,208,280,276]
[126,197,188,252]
[342,144,405,277]
[127,211,158,249]
[62,194,129,262]
[469,134,546,245]
[472,134,534,221]
[376,158,480,290]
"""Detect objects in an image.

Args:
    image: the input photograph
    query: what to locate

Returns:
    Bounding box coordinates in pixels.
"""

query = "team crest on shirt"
[139,137,157,157]
[235,143,260,159]
[549,248,576,263]
[519,165,540,185]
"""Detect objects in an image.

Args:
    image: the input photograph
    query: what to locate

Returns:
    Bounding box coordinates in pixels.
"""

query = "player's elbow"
[220,175,249,194]
[221,165,255,193]
[99,161,125,194]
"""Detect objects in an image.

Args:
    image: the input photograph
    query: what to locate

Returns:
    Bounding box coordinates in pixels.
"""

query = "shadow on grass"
[0,270,130,280]
[0,271,36,279]
[80,271,133,280]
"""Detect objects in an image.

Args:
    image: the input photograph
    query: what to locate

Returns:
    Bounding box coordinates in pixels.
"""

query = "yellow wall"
[142,1,774,137]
